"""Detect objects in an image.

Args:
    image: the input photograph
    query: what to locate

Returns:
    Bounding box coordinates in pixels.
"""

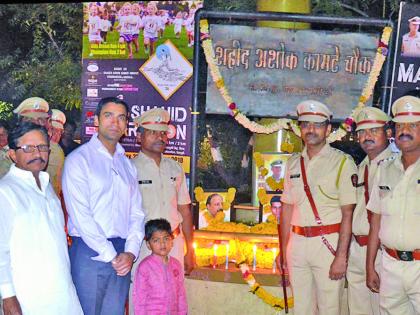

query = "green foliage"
[0,3,83,111]
[0,101,14,121]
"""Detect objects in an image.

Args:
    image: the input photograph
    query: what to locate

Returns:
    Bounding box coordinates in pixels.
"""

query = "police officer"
[131,108,194,271]
[264,159,284,191]
[281,100,357,315]
[47,109,66,195]
[366,95,420,315]
[347,107,397,315]
[402,16,420,57]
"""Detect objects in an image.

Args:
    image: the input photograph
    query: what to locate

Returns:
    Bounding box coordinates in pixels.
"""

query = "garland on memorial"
[234,239,294,311]
[200,19,392,142]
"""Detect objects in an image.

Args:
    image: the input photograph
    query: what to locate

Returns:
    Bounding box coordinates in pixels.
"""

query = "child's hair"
[145,218,172,241]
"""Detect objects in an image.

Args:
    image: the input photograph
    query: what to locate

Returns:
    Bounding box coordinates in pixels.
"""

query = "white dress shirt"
[62,133,145,263]
[0,164,83,315]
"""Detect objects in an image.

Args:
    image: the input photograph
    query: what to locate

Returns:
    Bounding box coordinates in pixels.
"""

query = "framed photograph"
[252,152,292,206]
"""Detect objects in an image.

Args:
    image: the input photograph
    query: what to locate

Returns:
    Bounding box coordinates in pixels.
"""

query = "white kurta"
[0,164,83,315]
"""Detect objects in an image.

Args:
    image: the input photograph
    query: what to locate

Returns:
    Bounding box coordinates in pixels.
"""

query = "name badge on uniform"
[379,185,390,190]
[138,180,152,185]
[290,174,300,179]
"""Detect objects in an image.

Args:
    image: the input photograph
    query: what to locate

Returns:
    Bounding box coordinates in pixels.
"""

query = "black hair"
[145,218,172,241]
[8,121,49,150]
[270,196,281,204]
[0,120,9,132]
[95,97,129,117]
[206,193,221,206]
[64,119,77,130]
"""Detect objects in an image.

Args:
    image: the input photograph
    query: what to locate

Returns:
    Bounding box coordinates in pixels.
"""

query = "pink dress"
[133,254,187,315]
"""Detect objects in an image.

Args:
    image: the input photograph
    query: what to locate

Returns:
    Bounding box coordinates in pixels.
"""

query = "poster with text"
[81,1,204,176]
[206,25,380,120]
[389,2,420,111]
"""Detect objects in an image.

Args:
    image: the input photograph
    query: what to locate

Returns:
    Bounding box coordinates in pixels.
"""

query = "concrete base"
[185,278,350,315]
[185,278,293,315]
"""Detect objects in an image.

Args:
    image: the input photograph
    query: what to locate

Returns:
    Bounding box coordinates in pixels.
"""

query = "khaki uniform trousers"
[347,237,380,315]
[379,251,420,315]
[287,232,344,315]
[128,232,185,315]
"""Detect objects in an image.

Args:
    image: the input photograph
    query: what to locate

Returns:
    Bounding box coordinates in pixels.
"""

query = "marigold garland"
[234,239,294,310]
[265,177,284,191]
[200,19,392,143]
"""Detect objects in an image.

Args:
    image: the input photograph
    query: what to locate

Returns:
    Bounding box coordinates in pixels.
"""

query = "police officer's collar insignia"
[351,174,358,187]
[33,102,40,110]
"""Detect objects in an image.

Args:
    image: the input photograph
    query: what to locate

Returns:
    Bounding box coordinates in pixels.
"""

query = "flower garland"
[200,19,392,143]
[234,239,294,310]
[203,210,225,225]
[265,177,284,191]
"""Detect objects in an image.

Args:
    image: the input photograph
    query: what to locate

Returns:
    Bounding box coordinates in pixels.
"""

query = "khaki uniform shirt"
[282,143,357,226]
[352,146,395,235]
[0,146,12,179]
[402,32,420,57]
[367,154,420,251]
[131,152,191,231]
[46,142,65,195]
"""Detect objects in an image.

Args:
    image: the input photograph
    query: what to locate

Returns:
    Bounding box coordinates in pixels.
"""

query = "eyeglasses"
[299,121,327,129]
[16,144,50,153]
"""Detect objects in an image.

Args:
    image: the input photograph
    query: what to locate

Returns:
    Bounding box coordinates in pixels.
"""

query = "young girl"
[184,10,195,47]
[173,11,184,39]
[141,1,160,56]
[116,2,134,58]
[132,219,187,315]
[100,9,112,43]
[131,3,143,53]
[87,3,102,56]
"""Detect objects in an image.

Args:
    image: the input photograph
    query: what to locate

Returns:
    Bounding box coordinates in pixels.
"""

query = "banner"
[389,2,420,109]
[81,1,203,175]
[206,25,379,120]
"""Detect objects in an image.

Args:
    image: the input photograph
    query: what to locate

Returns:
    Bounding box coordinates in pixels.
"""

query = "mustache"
[27,157,46,165]
[363,139,375,145]
[154,141,166,145]
[398,134,413,141]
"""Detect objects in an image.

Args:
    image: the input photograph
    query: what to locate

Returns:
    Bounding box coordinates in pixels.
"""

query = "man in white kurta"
[0,121,82,315]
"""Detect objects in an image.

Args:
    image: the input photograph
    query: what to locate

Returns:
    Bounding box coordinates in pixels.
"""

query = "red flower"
[378,41,388,48]
[243,270,250,279]
[228,102,236,110]
[86,111,94,117]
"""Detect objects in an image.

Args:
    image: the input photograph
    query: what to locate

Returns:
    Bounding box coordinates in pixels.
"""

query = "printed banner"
[81,1,203,175]
[206,25,379,120]
[389,2,420,109]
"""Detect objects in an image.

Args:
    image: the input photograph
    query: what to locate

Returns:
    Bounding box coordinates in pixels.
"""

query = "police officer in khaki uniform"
[402,16,420,57]
[366,96,420,315]
[131,108,193,270]
[347,107,397,315]
[0,121,12,178]
[129,108,194,314]
[281,100,357,315]
[46,109,66,195]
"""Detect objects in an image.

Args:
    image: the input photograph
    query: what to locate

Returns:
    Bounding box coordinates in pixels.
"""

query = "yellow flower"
[265,177,284,191]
